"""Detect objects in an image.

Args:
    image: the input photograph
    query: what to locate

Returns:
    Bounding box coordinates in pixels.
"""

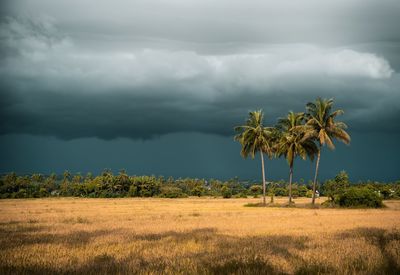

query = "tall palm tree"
[277,111,318,204]
[305,98,351,205]
[234,110,274,205]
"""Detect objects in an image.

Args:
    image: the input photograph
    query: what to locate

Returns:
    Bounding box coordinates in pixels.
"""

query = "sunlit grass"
[0,197,399,274]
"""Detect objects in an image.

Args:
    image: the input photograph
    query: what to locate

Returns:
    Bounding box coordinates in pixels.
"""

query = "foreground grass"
[0,197,399,274]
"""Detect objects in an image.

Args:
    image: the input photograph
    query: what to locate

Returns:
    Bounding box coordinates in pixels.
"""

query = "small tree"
[323,170,350,202]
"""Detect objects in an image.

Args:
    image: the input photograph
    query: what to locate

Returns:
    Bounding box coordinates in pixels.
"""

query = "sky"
[0,0,399,182]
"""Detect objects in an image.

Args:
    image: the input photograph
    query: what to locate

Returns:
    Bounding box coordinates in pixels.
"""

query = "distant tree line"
[1,170,399,204]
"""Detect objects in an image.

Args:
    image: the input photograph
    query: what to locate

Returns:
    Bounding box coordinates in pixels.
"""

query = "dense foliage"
[0,171,245,199]
[336,187,383,208]
[1,171,399,204]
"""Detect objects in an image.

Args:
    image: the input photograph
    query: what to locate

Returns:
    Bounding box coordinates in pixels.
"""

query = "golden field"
[0,197,399,274]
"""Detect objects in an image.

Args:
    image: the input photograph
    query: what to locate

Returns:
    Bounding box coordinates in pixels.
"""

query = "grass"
[0,197,399,274]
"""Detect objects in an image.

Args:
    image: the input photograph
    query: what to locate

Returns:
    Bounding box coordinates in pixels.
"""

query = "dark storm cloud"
[1,0,400,140]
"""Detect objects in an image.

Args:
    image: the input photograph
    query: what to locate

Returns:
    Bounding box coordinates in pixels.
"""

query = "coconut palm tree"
[305,98,351,205]
[277,111,318,204]
[234,110,274,205]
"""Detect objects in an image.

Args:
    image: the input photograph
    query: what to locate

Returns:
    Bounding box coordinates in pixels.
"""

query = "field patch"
[0,197,399,274]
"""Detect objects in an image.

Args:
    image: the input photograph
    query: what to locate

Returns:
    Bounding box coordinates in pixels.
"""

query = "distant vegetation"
[0,170,399,207]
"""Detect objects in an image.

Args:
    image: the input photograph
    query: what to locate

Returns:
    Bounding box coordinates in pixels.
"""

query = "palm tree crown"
[234,110,273,159]
[305,98,350,148]
[277,111,317,167]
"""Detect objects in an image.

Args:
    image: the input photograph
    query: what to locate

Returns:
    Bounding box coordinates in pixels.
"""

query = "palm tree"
[305,98,351,205]
[277,111,318,204]
[234,110,274,205]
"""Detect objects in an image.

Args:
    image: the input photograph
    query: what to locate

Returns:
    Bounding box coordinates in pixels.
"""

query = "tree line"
[0,170,399,204]
[235,97,351,206]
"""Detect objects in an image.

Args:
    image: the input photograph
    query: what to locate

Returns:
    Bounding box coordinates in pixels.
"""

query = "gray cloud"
[1,2,400,140]
[5,0,400,46]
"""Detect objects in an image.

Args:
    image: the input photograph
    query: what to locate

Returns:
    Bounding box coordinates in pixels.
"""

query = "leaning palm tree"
[305,98,351,205]
[276,111,318,204]
[234,110,274,206]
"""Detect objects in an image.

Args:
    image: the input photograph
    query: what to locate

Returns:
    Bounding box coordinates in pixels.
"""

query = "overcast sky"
[1,0,399,181]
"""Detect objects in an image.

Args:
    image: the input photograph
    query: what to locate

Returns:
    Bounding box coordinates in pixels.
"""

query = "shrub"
[39,187,48,197]
[233,193,247,198]
[298,186,308,197]
[380,186,394,199]
[221,186,232,198]
[160,186,187,198]
[1,193,10,199]
[249,185,262,196]
[274,187,287,196]
[15,189,27,198]
[191,186,205,197]
[337,187,383,208]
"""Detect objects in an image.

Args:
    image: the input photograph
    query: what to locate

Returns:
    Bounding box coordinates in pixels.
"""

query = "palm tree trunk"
[289,164,293,204]
[311,146,321,205]
[260,151,266,206]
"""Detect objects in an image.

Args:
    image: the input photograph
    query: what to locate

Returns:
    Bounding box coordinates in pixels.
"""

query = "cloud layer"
[1,2,399,140]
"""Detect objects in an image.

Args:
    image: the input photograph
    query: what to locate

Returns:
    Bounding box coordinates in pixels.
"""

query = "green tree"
[44,173,57,192]
[116,170,130,193]
[305,98,351,205]
[277,111,318,204]
[324,170,350,202]
[72,173,82,184]
[234,110,274,205]
[31,174,44,184]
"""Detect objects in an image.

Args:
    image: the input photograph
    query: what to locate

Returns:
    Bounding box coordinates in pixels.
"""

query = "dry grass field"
[0,197,399,274]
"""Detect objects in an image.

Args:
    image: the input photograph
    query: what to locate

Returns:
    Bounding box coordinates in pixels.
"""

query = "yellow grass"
[0,197,399,274]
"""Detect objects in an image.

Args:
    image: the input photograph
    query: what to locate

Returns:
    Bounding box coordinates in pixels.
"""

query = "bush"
[298,186,309,197]
[1,193,10,199]
[380,186,394,199]
[274,187,287,196]
[337,187,383,208]
[221,186,232,198]
[233,193,247,198]
[249,185,262,196]
[160,186,187,198]
[191,186,205,197]
[15,189,27,198]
